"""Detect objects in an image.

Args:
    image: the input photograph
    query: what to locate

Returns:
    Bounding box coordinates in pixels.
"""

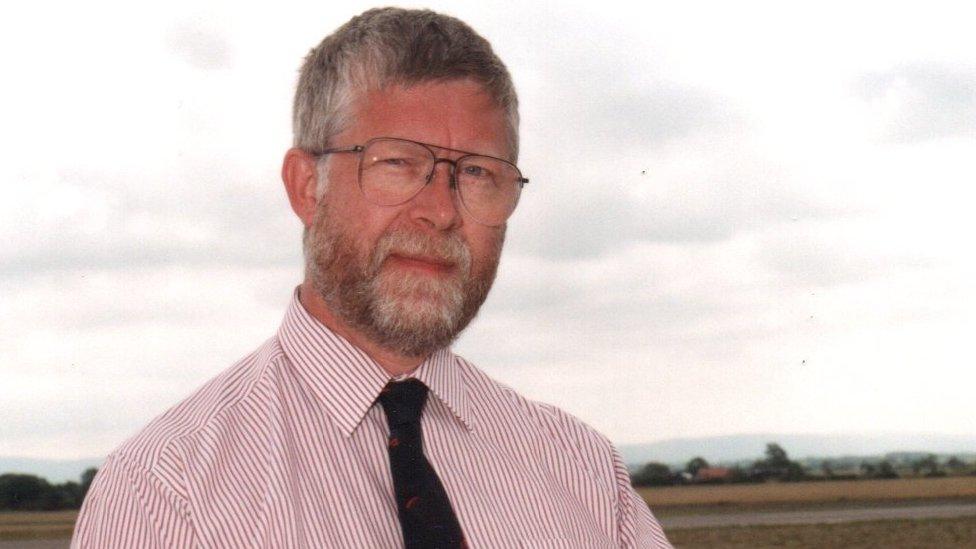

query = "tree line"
[0,468,98,511]
[631,443,976,487]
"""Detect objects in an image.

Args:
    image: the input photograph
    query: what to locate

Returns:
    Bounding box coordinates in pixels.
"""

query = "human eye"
[460,160,494,179]
[463,165,486,177]
[368,155,415,169]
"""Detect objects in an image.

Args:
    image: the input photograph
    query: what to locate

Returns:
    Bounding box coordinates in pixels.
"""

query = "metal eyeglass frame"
[315,136,529,226]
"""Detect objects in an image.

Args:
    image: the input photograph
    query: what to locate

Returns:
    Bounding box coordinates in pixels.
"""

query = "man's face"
[304,79,510,357]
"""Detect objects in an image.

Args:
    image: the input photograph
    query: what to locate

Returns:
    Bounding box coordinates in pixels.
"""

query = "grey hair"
[292,8,520,167]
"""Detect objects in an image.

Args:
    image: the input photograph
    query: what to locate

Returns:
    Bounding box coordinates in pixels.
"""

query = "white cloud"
[2,0,975,458]
[859,64,976,143]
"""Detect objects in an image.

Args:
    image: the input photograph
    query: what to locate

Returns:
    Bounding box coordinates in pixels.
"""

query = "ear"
[281,148,320,227]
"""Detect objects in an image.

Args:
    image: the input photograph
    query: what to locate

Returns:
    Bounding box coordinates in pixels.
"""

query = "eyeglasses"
[317,137,529,226]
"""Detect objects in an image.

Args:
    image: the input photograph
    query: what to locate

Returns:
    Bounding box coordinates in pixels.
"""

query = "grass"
[3,478,975,542]
[652,497,976,519]
[666,516,976,548]
[0,510,77,541]
[644,478,976,548]
[639,476,976,509]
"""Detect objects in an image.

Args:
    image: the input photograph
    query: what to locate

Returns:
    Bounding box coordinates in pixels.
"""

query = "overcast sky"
[2,0,975,460]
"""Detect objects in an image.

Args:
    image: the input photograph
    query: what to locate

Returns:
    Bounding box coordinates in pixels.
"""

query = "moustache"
[370,230,472,275]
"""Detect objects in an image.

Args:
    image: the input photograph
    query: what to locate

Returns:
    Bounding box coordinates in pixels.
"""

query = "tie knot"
[378,379,429,427]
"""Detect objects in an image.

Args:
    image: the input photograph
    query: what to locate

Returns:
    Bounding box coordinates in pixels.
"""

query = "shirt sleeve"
[612,448,673,548]
[71,454,199,548]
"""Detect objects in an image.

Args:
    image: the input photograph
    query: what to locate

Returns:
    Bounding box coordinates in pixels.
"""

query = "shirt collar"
[277,288,474,436]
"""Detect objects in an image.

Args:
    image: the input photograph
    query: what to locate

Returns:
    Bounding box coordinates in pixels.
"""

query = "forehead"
[345,79,511,159]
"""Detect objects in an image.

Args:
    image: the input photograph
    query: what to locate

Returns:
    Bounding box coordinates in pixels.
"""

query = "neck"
[297,280,427,377]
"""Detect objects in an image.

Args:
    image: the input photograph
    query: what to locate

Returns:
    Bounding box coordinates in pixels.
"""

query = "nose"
[408,160,461,230]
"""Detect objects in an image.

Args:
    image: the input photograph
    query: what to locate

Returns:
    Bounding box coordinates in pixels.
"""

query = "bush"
[632,462,674,487]
[0,474,52,511]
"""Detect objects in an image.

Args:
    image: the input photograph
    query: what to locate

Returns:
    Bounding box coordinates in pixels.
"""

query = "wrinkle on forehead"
[347,79,513,160]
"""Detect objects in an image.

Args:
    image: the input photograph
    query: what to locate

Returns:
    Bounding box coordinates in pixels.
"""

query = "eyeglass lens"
[359,138,522,226]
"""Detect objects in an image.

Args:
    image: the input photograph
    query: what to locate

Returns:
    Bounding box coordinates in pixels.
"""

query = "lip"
[386,253,455,275]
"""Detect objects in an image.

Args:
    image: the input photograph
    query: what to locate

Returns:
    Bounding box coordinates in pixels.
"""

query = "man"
[73,8,671,548]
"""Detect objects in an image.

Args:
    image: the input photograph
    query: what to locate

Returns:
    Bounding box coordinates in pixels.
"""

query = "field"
[0,511,76,541]
[665,516,976,548]
[2,478,975,545]
[641,477,976,548]
[640,476,976,510]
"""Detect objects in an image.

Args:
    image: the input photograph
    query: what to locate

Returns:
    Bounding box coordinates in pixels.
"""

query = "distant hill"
[0,457,103,483]
[617,432,976,467]
[6,432,975,482]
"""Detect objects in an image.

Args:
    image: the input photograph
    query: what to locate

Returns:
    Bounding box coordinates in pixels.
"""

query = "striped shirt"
[73,291,672,548]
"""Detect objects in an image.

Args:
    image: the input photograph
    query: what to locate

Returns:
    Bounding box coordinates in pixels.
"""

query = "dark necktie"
[378,379,464,548]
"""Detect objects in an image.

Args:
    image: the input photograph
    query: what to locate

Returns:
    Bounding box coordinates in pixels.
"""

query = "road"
[659,502,976,529]
[3,503,975,547]
[0,541,66,549]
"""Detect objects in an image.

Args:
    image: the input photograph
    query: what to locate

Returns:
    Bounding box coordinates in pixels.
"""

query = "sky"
[2,0,975,460]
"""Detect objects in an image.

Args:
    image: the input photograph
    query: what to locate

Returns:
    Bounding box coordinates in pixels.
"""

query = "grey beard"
[303,210,502,358]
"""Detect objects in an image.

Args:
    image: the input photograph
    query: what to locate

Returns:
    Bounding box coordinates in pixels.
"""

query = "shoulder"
[455,355,618,482]
[111,336,287,474]
[455,355,612,445]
